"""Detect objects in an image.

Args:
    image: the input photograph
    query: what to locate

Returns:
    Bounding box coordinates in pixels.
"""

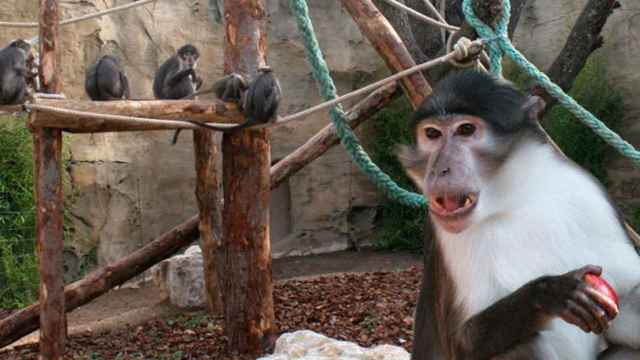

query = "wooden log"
[219,0,276,355]
[0,84,396,349]
[193,129,223,314]
[271,81,399,188]
[28,99,243,132]
[0,216,199,349]
[34,1,65,359]
[340,0,431,109]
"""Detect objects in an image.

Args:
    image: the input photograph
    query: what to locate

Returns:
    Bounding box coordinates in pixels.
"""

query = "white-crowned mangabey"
[398,71,640,360]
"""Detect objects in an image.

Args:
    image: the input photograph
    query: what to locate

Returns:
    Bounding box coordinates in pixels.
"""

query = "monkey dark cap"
[412,70,528,134]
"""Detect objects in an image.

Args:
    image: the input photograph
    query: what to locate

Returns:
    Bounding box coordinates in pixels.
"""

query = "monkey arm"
[167,68,195,87]
[452,284,546,360]
[453,266,618,360]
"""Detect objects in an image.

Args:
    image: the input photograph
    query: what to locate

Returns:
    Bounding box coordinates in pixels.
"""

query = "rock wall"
[2,0,640,274]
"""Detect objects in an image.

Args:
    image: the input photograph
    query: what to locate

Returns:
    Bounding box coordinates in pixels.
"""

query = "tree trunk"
[34,1,65,359]
[219,0,276,355]
[193,130,223,314]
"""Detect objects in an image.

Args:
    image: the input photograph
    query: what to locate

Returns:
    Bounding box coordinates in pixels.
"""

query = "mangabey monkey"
[397,71,640,360]
[184,67,281,132]
[0,40,32,105]
[85,55,130,101]
[153,44,203,144]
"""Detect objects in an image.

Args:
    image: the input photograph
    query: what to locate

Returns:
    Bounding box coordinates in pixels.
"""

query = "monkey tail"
[171,129,181,145]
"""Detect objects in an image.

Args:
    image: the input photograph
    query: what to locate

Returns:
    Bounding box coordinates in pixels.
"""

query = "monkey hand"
[194,75,204,91]
[213,73,248,103]
[529,265,619,334]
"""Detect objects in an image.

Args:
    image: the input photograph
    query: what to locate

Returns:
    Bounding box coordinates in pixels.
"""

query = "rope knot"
[448,36,483,68]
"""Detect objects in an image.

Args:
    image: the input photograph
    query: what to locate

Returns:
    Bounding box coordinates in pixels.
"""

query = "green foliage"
[369,97,425,250]
[0,115,39,308]
[545,56,624,186]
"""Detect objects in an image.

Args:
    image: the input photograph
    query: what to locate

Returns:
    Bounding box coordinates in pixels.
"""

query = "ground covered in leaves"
[0,267,421,359]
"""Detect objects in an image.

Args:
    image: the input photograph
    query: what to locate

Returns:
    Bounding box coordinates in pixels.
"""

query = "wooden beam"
[193,129,223,314]
[219,0,276,355]
[0,216,199,349]
[34,1,65,359]
[271,81,399,187]
[340,0,431,109]
[28,99,243,132]
[0,83,397,349]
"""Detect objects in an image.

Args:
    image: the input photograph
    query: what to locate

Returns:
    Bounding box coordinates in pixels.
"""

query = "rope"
[462,0,640,166]
[379,0,459,32]
[26,103,208,130]
[288,0,428,208]
[270,41,481,128]
[0,0,157,28]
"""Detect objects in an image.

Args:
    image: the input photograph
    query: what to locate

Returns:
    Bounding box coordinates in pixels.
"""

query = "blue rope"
[288,0,427,208]
[463,0,640,165]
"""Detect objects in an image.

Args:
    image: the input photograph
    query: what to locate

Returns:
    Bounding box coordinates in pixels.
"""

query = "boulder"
[152,245,206,309]
[258,330,410,360]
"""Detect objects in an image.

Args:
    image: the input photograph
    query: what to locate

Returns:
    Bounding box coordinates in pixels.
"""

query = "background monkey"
[153,44,203,144]
[398,71,640,359]
[85,55,130,101]
[191,67,282,132]
[0,40,32,105]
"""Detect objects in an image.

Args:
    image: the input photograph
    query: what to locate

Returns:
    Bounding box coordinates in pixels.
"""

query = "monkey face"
[399,115,500,233]
[178,44,200,69]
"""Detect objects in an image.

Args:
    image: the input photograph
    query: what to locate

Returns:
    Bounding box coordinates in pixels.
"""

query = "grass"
[0,115,39,308]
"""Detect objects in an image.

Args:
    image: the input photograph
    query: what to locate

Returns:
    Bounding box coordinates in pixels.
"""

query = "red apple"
[584,273,619,307]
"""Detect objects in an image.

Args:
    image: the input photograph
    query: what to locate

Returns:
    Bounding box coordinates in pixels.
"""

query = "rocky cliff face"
[1,0,639,277]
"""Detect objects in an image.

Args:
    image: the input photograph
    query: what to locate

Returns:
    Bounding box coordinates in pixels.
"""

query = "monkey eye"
[424,127,442,140]
[456,123,476,137]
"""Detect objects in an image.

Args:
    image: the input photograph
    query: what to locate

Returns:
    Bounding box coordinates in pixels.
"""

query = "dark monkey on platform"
[399,71,640,360]
[0,40,32,105]
[153,44,203,144]
[85,55,130,101]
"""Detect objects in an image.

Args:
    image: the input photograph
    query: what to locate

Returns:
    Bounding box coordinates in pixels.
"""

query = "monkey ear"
[396,145,426,191]
[522,95,546,124]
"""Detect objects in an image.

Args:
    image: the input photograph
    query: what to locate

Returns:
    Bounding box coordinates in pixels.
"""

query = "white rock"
[258,330,410,360]
[152,246,206,309]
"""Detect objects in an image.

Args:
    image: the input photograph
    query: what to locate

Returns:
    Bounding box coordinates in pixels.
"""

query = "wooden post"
[193,129,223,314]
[219,0,276,355]
[34,1,65,359]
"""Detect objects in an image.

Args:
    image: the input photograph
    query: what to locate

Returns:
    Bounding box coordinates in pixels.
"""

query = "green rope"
[463,0,640,166]
[288,0,427,208]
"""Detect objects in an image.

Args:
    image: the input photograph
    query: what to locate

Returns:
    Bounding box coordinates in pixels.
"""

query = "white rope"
[420,0,447,23]
[259,38,483,129]
[379,0,459,32]
[0,0,157,29]
[26,103,212,130]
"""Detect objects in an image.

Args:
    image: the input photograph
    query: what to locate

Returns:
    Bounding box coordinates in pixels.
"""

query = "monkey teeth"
[430,192,478,217]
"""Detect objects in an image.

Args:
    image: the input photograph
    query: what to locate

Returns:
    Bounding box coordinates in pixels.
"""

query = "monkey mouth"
[429,192,478,219]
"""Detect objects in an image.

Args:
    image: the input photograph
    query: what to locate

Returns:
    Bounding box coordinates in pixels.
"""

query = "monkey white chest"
[436,141,640,319]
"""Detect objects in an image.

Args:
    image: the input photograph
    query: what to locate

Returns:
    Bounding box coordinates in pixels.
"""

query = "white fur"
[434,139,640,358]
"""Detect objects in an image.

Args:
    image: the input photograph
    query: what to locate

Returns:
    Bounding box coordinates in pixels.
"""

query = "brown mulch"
[0,267,422,359]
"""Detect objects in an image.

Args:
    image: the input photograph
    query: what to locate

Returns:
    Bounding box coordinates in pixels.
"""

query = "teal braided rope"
[463,0,640,166]
[462,0,509,75]
[288,0,427,208]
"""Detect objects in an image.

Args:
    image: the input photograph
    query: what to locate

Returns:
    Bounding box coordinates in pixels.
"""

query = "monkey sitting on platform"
[0,40,33,105]
[85,55,130,101]
[399,70,640,360]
